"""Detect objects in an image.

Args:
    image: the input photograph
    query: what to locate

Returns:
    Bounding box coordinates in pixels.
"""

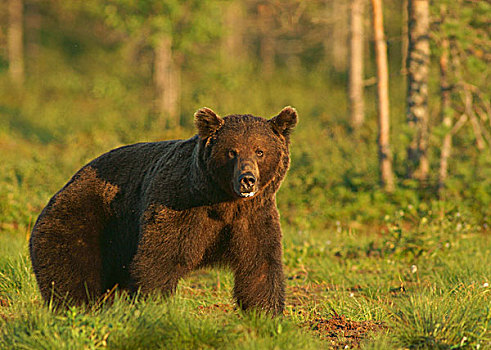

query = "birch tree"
[326,1,349,72]
[406,0,430,181]
[348,0,365,130]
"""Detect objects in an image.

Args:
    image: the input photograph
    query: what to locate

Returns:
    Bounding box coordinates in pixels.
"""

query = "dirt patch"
[286,284,385,348]
[307,312,385,349]
[185,281,385,348]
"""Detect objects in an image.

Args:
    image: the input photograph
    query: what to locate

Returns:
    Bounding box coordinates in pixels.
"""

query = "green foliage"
[0,1,489,347]
[1,0,489,230]
[91,0,223,51]
[430,0,490,199]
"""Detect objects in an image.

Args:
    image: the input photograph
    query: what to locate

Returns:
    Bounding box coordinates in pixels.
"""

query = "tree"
[371,0,394,192]
[325,1,349,72]
[433,1,491,196]
[8,0,24,86]
[437,31,452,196]
[154,34,180,128]
[406,0,430,181]
[401,0,408,75]
[348,0,365,130]
[258,2,275,78]
[221,1,245,64]
[100,0,221,128]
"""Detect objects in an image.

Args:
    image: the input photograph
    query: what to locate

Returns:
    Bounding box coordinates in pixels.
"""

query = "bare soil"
[307,312,385,349]
[287,283,386,348]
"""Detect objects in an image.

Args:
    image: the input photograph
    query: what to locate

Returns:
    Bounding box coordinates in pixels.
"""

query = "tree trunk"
[371,0,394,192]
[258,4,275,78]
[406,0,430,181]
[349,0,365,130]
[438,36,452,197]
[401,0,408,75]
[8,0,25,87]
[328,1,349,72]
[25,0,42,76]
[222,1,244,62]
[154,35,180,128]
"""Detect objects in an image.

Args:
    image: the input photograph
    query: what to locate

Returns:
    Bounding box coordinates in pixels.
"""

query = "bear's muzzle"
[233,160,259,198]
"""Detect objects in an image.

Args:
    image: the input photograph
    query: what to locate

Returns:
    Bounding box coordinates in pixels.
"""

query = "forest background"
[1,0,490,230]
[0,0,490,349]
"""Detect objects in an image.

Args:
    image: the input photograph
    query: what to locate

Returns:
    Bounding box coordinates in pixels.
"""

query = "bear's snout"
[233,160,259,198]
[239,172,256,192]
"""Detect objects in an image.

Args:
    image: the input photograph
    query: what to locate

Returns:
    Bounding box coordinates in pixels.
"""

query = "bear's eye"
[256,149,264,157]
[228,149,238,158]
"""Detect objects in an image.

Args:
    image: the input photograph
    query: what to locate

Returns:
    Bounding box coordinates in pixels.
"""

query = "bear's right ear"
[194,107,224,139]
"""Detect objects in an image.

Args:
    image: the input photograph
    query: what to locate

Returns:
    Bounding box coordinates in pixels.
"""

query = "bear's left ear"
[194,107,224,139]
[269,106,298,138]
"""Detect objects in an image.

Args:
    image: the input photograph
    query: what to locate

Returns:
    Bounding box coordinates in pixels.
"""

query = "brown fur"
[29,107,298,315]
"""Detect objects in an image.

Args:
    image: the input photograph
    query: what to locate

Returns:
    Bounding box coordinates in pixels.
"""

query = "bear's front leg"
[231,211,285,316]
[130,226,189,296]
[130,206,212,297]
[130,240,185,296]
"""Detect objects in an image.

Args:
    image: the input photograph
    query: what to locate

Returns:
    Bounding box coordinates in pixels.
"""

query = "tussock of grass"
[390,285,490,349]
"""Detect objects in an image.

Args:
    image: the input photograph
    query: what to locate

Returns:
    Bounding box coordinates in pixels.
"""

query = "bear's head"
[194,107,297,199]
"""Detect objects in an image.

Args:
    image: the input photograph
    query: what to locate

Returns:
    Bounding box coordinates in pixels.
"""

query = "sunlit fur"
[30,107,297,315]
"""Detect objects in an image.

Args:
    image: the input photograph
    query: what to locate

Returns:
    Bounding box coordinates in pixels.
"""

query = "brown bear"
[29,106,297,315]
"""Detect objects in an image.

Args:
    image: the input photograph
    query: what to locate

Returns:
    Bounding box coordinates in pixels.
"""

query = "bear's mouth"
[238,191,256,198]
[232,184,257,198]
[232,171,258,199]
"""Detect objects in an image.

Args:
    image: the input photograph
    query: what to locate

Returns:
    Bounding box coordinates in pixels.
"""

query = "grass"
[0,213,489,349]
[0,109,489,349]
[0,106,489,349]
[0,51,489,348]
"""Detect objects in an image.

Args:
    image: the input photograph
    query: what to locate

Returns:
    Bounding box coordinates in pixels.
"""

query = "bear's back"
[86,136,199,213]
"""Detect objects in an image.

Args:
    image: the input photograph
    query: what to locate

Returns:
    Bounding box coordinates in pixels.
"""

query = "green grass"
[1,214,489,349]
[1,31,489,348]
[0,101,489,348]
[1,1,489,346]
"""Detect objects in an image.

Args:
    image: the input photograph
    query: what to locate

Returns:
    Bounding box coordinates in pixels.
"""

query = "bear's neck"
[189,141,231,205]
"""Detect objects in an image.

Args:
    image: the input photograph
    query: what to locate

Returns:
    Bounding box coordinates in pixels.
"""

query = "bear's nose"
[239,173,256,190]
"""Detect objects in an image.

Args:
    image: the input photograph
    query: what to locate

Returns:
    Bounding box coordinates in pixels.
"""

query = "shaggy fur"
[29,106,298,315]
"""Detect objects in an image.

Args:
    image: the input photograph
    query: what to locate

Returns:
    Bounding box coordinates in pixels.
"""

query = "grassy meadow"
[0,206,489,349]
[1,0,490,348]
[0,90,489,348]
